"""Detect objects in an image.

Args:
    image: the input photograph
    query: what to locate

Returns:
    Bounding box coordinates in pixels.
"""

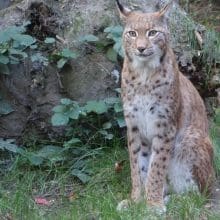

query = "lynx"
[116,0,214,212]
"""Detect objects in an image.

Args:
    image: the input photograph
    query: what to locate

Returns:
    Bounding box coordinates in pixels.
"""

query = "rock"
[0,0,216,139]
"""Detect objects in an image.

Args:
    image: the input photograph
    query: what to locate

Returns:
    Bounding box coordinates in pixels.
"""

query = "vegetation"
[0,1,220,219]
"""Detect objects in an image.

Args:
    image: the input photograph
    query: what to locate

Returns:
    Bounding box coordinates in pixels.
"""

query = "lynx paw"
[147,201,167,214]
[116,199,130,211]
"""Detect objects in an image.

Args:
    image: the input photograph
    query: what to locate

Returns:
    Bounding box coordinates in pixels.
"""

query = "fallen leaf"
[115,160,126,173]
[68,192,78,202]
[34,197,50,206]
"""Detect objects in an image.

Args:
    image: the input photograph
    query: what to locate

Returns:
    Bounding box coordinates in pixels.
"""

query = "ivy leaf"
[44,37,56,44]
[85,101,108,114]
[51,113,69,126]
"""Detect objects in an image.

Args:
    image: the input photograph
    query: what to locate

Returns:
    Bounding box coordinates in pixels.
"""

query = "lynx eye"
[128,31,137,37]
[148,30,158,37]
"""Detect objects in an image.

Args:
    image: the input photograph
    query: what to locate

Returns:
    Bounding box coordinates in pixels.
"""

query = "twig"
[56,70,64,89]
[56,35,67,45]
[195,30,203,49]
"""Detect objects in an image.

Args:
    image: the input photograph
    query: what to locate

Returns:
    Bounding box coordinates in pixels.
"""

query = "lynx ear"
[116,0,131,20]
[158,0,173,17]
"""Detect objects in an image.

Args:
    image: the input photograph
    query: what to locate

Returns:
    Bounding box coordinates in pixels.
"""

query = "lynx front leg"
[127,127,142,202]
[117,127,143,211]
[145,135,173,210]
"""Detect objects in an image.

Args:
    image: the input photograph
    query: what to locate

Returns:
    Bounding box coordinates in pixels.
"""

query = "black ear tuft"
[116,0,131,19]
[116,0,124,13]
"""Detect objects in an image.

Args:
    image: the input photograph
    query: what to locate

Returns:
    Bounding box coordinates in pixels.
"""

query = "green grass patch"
[0,144,220,219]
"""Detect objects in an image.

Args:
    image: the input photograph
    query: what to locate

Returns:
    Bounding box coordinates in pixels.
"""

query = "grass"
[1,140,220,220]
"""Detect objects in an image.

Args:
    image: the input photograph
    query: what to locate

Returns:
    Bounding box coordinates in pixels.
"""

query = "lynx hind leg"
[168,129,214,194]
[192,136,214,194]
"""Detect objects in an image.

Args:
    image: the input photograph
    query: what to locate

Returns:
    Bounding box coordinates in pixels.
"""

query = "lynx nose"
[137,47,146,53]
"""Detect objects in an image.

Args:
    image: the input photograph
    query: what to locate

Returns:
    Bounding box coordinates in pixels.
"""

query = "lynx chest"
[123,90,168,143]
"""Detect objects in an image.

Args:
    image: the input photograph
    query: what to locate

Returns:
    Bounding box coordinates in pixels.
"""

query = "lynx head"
[116,0,173,69]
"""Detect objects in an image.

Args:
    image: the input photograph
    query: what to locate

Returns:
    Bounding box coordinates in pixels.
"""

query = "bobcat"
[116,0,214,212]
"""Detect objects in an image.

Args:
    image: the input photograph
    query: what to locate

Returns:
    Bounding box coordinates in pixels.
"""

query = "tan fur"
[116,0,214,211]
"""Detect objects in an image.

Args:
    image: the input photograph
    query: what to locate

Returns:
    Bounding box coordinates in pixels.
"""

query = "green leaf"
[51,113,69,126]
[64,138,81,148]
[0,100,14,115]
[30,44,38,49]
[79,34,99,43]
[57,58,68,69]
[113,39,124,57]
[68,108,80,120]
[27,154,44,166]
[0,25,26,43]
[61,49,78,59]
[9,48,27,59]
[0,54,9,64]
[105,133,114,140]
[71,169,91,183]
[102,122,112,129]
[116,116,126,128]
[106,47,117,62]
[104,97,120,105]
[52,105,66,113]
[37,145,63,158]
[60,98,72,105]
[104,26,123,36]
[0,139,19,153]
[99,130,113,139]
[44,37,56,44]
[114,102,123,113]
[0,63,10,75]
[72,160,87,169]
[12,34,36,47]
[85,100,108,114]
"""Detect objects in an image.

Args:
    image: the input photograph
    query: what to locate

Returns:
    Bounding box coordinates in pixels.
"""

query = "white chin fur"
[132,54,161,70]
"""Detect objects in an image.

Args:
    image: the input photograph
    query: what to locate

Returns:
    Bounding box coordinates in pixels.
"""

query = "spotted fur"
[116,0,214,211]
